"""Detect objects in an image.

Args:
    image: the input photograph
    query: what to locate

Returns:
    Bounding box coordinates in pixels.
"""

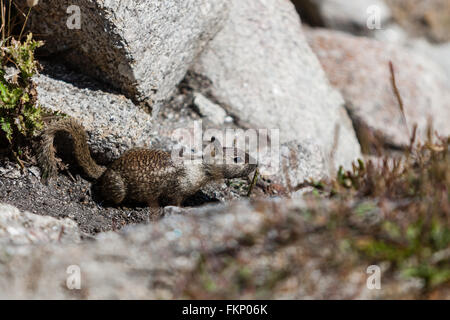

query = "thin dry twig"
[7,0,11,38]
[247,168,259,197]
[18,6,31,41]
[389,61,410,139]
[328,123,340,177]
[1,0,5,39]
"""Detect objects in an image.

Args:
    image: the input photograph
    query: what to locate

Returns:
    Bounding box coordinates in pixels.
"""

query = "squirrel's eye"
[233,157,242,163]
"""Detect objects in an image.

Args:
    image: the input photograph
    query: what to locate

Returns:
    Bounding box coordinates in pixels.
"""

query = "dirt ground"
[0,158,251,235]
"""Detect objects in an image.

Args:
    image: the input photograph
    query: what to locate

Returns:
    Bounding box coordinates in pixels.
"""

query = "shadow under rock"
[37,57,122,96]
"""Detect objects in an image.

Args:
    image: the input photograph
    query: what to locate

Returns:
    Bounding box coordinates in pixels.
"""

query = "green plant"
[315,134,450,293]
[0,1,43,159]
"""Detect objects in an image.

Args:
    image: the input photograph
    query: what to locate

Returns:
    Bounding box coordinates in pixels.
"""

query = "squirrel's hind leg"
[97,169,126,205]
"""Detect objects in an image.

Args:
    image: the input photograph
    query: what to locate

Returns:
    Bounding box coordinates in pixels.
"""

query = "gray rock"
[407,40,450,82]
[371,22,410,44]
[369,21,450,83]
[0,203,80,245]
[33,62,199,162]
[191,0,362,172]
[26,0,229,104]
[193,92,227,125]
[371,23,450,82]
[0,199,427,299]
[0,201,264,299]
[256,139,328,197]
[306,28,450,147]
[279,141,328,197]
[35,68,155,161]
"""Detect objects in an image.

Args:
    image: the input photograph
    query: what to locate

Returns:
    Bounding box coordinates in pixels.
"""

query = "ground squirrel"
[37,118,257,208]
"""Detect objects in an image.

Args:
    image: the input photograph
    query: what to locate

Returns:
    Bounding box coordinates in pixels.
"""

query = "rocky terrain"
[0,0,449,299]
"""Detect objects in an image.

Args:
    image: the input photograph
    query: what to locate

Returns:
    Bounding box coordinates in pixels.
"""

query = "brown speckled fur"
[37,118,257,208]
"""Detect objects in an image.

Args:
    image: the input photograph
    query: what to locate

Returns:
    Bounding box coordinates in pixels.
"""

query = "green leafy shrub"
[1,33,43,144]
[0,0,43,158]
[315,134,450,293]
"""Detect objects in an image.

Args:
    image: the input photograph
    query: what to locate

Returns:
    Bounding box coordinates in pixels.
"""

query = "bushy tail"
[37,118,106,181]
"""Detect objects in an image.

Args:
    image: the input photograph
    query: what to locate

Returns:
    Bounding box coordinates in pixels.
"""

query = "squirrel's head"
[203,147,257,179]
